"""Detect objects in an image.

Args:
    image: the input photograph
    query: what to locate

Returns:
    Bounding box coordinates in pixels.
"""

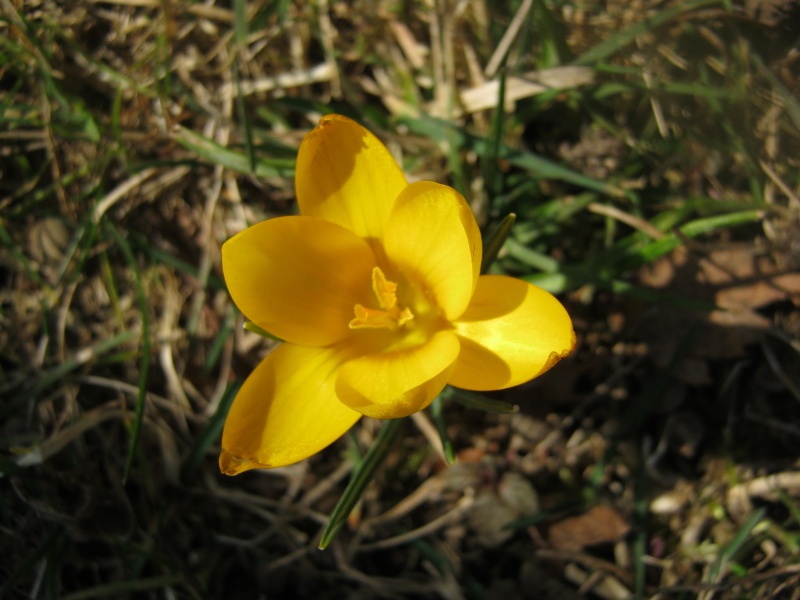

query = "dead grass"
[2,0,800,598]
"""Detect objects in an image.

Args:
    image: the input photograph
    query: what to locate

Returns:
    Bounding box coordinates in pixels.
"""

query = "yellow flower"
[220,115,575,475]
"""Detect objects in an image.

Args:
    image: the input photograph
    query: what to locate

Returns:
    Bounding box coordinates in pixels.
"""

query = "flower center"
[349,266,414,330]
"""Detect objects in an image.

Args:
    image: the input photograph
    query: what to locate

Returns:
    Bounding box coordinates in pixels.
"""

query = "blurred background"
[2,0,799,598]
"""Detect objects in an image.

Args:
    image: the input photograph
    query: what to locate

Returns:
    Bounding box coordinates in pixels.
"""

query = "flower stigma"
[349,266,414,330]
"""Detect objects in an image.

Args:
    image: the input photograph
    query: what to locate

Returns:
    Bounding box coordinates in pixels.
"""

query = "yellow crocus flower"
[220,115,575,474]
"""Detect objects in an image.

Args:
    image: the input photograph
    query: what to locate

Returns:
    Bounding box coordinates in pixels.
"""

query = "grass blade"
[706,508,767,585]
[319,418,405,549]
[106,224,150,484]
[482,213,516,273]
[243,321,283,342]
[483,66,507,202]
[430,396,455,465]
[173,126,294,178]
[400,114,625,198]
[572,0,721,66]
[449,388,518,414]
[180,381,240,484]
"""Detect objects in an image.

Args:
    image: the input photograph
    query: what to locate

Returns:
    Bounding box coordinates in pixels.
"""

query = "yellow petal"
[449,276,576,391]
[220,343,362,474]
[222,216,375,347]
[295,114,408,241]
[383,181,482,320]
[335,330,460,419]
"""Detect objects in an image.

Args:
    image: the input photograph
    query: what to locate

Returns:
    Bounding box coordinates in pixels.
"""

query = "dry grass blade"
[460,67,594,114]
[13,404,126,468]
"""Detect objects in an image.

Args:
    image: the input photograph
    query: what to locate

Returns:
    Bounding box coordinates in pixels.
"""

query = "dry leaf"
[549,505,631,551]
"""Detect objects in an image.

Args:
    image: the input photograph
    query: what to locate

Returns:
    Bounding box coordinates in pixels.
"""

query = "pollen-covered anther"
[349,266,415,330]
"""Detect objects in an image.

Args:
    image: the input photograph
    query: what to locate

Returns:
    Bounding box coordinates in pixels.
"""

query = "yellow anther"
[372,266,399,311]
[349,266,415,330]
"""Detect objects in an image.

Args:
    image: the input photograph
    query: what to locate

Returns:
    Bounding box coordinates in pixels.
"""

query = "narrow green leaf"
[430,396,455,464]
[180,381,240,484]
[522,271,572,294]
[752,52,800,133]
[18,331,138,406]
[233,66,256,173]
[533,0,572,67]
[445,124,468,198]
[635,210,762,264]
[173,126,294,178]
[130,233,226,290]
[203,307,235,374]
[243,321,283,342]
[234,0,248,47]
[106,225,150,484]
[504,236,559,273]
[482,213,516,273]
[399,114,624,198]
[0,220,45,286]
[319,418,405,549]
[572,0,721,66]
[706,508,766,584]
[450,388,518,414]
[483,66,507,202]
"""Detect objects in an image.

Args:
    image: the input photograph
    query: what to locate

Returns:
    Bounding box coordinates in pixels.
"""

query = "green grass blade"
[319,418,405,549]
[450,388,518,414]
[505,236,560,272]
[752,52,800,133]
[635,210,762,264]
[129,233,226,291]
[243,321,283,342]
[482,213,516,273]
[400,114,624,198]
[180,381,240,484]
[19,331,138,406]
[203,308,235,375]
[233,66,256,173]
[572,0,721,66]
[173,126,294,178]
[706,507,767,585]
[533,0,572,67]
[106,224,150,484]
[0,220,45,286]
[234,0,248,47]
[483,66,507,202]
[430,396,455,464]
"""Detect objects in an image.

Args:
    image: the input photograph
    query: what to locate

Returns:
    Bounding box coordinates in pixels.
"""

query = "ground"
[2,0,800,598]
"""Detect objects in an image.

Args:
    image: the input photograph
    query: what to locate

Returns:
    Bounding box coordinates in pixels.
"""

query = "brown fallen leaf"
[548,505,631,551]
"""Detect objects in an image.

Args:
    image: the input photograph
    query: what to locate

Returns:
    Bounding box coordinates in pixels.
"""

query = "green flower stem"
[319,418,405,549]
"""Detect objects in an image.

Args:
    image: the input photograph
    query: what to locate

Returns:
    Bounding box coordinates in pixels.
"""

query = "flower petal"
[222,216,375,347]
[335,330,460,419]
[295,114,408,241]
[383,181,482,320]
[220,343,362,474]
[449,276,576,391]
